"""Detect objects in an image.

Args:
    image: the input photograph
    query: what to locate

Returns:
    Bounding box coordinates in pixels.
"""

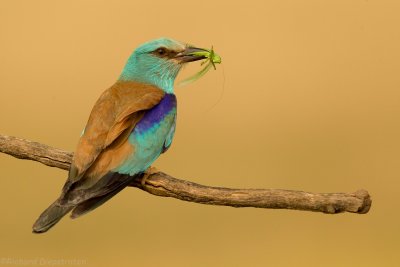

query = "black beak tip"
[175,47,208,63]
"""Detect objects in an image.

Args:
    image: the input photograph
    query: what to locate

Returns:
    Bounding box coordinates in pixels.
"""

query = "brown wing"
[65,81,164,191]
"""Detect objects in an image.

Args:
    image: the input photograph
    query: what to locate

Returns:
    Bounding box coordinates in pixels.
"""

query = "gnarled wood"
[0,134,371,214]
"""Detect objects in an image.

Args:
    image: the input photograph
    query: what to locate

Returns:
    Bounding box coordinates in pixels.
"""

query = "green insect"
[177,46,222,86]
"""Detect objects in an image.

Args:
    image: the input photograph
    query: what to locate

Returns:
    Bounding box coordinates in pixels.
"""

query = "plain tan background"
[1,0,399,266]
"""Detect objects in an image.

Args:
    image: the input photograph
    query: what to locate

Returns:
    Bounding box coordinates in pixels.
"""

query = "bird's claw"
[141,167,159,187]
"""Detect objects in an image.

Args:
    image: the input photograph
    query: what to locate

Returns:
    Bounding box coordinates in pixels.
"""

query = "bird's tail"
[32,199,74,234]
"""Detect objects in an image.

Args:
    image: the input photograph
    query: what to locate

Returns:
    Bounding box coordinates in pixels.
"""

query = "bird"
[32,37,208,233]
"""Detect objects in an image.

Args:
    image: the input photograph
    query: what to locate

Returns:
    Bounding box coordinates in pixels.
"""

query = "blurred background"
[1,0,399,266]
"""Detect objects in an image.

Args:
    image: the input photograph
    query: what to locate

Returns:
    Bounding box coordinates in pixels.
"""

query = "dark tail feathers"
[70,174,137,219]
[32,199,74,234]
[33,173,139,233]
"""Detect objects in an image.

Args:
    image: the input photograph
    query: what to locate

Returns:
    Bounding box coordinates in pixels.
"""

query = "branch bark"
[0,134,371,214]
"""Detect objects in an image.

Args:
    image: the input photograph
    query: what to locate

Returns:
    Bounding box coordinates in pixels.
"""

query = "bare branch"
[0,134,371,214]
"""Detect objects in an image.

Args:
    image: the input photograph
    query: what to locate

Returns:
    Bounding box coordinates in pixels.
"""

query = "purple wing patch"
[135,94,177,134]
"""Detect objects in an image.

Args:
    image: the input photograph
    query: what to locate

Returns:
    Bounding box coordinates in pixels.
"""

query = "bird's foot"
[141,167,159,188]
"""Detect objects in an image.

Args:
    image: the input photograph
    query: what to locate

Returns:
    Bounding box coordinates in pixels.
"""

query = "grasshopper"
[178,46,221,86]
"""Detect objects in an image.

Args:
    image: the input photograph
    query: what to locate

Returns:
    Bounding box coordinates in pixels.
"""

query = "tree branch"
[0,134,371,214]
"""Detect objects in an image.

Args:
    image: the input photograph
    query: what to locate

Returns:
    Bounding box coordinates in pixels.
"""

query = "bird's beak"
[174,46,209,63]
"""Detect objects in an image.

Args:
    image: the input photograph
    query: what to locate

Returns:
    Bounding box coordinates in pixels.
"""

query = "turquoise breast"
[114,94,177,175]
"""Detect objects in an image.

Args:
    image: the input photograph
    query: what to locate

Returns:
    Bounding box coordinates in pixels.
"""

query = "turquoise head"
[119,38,208,93]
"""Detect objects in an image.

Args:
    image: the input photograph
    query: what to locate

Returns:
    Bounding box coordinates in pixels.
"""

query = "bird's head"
[119,37,208,93]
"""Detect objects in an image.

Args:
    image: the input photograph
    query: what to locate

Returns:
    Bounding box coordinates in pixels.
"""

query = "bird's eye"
[156,48,167,56]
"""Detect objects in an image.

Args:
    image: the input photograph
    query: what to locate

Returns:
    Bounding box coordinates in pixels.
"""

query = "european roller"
[32,38,209,233]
